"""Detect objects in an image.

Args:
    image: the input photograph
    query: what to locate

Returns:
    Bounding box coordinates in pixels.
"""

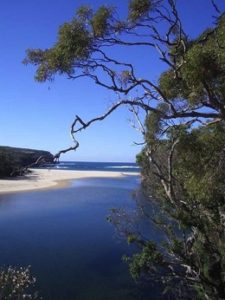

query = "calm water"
[0,163,165,299]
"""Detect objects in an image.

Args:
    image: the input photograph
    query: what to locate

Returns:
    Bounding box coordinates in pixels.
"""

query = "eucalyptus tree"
[24,0,225,158]
[24,0,225,298]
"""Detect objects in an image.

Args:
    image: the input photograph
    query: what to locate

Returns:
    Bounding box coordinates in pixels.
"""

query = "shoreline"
[0,168,140,195]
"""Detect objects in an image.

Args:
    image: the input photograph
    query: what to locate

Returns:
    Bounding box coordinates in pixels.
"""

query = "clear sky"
[0,0,224,162]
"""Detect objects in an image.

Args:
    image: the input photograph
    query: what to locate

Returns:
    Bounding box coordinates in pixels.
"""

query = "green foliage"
[57,20,91,59]
[127,233,139,244]
[149,31,225,298]
[25,19,92,82]
[137,123,225,298]
[91,6,114,37]
[128,0,153,22]
[126,242,165,280]
[159,70,189,101]
[174,124,225,203]
[160,14,225,107]
[76,5,93,22]
[145,103,169,143]
[24,5,116,81]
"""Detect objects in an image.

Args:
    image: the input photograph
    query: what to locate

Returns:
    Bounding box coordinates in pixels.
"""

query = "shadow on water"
[0,175,170,300]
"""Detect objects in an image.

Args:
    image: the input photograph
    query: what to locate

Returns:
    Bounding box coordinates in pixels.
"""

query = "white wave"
[105,165,139,169]
[55,166,68,169]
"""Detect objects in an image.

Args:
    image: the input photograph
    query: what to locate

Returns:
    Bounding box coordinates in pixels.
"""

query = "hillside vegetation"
[0,146,53,178]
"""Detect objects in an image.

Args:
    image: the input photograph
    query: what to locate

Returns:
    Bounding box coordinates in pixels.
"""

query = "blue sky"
[0,0,224,162]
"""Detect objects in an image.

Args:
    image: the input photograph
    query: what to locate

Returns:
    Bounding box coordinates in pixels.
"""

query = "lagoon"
[0,170,164,299]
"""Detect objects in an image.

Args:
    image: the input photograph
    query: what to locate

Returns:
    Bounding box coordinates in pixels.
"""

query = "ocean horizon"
[42,161,140,173]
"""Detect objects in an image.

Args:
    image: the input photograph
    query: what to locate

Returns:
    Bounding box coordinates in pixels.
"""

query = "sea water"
[45,161,140,173]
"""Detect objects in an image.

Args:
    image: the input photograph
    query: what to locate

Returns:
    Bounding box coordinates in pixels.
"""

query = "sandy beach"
[0,168,140,194]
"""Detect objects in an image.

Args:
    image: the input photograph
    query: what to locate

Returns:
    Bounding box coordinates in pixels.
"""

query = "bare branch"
[211,0,221,14]
[167,138,180,204]
[54,143,79,162]
[129,105,146,135]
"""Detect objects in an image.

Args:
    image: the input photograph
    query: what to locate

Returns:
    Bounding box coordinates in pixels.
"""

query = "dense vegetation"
[0,146,53,178]
[24,0,225,298]
[135,124,225,299]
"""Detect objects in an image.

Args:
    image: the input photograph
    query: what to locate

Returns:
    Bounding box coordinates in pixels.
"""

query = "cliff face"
[0,146,54,177]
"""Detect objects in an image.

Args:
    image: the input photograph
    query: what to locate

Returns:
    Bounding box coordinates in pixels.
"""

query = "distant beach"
[0,168,140,194]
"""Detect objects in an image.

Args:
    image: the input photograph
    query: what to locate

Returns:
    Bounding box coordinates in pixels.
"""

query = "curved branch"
[52,97,221,162]
[71,99,156,134]
[54,143,79,162]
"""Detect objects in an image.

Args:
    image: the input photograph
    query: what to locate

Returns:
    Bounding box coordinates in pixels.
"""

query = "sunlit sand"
[0,169,139,194]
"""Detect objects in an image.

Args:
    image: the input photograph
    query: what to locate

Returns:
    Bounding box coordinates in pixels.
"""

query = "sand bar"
[0,168,140,194]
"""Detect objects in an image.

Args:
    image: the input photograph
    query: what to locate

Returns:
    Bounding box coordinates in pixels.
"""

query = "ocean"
[43,161,140,173]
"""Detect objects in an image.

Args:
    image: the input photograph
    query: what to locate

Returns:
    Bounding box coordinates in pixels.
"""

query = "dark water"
[0,166,165,299]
